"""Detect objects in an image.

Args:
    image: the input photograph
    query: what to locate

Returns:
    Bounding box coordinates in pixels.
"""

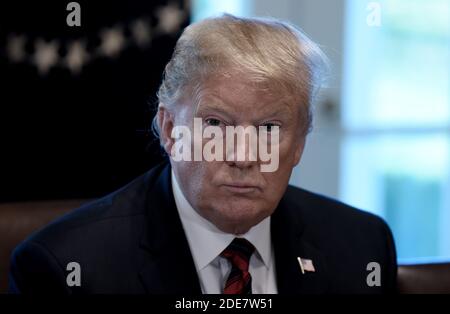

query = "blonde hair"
[154,14,328,137]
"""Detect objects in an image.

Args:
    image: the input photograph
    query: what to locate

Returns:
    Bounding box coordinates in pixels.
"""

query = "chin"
[210,205,269,234]
[215,219,255,235]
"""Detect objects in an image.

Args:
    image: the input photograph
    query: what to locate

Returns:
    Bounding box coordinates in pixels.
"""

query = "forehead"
[193,75,296,118]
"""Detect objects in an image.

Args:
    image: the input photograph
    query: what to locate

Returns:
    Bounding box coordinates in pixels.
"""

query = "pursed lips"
[221,182,261,194]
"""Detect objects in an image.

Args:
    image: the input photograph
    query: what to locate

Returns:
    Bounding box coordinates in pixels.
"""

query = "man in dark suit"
[9,14,397,294]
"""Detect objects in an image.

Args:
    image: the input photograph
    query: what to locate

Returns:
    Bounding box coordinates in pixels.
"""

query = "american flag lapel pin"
[297,257,315,274]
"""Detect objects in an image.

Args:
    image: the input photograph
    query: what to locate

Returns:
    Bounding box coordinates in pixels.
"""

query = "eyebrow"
[195,97,295,123]
[194,101,233,119]
[260,105,294,121]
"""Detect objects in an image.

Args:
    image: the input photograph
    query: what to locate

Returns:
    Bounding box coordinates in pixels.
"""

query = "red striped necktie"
[220,238,255,294]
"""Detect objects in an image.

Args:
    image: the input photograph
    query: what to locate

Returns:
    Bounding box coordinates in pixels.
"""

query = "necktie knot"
[220,238,255,273]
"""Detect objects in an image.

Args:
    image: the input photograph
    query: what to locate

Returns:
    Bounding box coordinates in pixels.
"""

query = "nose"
[225,128,258,169]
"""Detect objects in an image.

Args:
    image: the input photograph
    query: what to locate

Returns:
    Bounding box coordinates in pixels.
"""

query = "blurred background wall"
[1,0,449,262]
[193,0,450,262]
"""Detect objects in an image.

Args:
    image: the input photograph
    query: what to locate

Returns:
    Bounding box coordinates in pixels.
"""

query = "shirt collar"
[171,170,272,271]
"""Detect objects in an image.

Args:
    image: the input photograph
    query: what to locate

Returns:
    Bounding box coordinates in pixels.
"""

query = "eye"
[260,123,279,132]
[205,118,222,126]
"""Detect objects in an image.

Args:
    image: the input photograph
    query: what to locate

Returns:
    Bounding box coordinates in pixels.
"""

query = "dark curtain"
[0,0,189,202]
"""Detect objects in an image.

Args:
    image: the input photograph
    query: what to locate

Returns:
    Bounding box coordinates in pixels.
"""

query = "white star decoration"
[131,19,152,48]
[65,40,90,75]
[4,9,187,76]
[33,39,59,75]
[6,34,27,63]
[98,26,126,58]
[156,3,185,34]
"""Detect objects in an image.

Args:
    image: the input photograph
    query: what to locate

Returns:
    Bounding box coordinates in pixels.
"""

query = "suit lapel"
[271,196,330,294]
[138,162,202,294]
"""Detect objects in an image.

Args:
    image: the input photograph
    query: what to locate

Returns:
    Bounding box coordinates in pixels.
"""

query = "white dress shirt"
[171,171,278,294]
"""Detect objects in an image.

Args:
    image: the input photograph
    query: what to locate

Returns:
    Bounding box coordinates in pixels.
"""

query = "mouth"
[221,183,260,194]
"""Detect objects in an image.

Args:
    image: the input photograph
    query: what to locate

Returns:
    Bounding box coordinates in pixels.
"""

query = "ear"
[158,105,175,155]
[293,137,306,167]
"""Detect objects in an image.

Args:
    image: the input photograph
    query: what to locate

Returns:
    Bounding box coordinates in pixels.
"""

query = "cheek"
[263,170,291,197]
[263,139,300,190]
[173,162,201,196]
[278,140,300,168]
[279,127,305,164]
[175,161,219,202]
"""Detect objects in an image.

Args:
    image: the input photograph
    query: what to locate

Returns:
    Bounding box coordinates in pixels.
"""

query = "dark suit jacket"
[8,160,397,294]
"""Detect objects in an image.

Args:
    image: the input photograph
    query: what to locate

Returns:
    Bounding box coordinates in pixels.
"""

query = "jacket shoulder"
[9,162,169,293]
[284,185,390,233]
[283,185,397,293]
[22,162,167,246]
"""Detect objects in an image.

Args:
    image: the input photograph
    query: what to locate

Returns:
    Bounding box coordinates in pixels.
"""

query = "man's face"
[161,75,306,235]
